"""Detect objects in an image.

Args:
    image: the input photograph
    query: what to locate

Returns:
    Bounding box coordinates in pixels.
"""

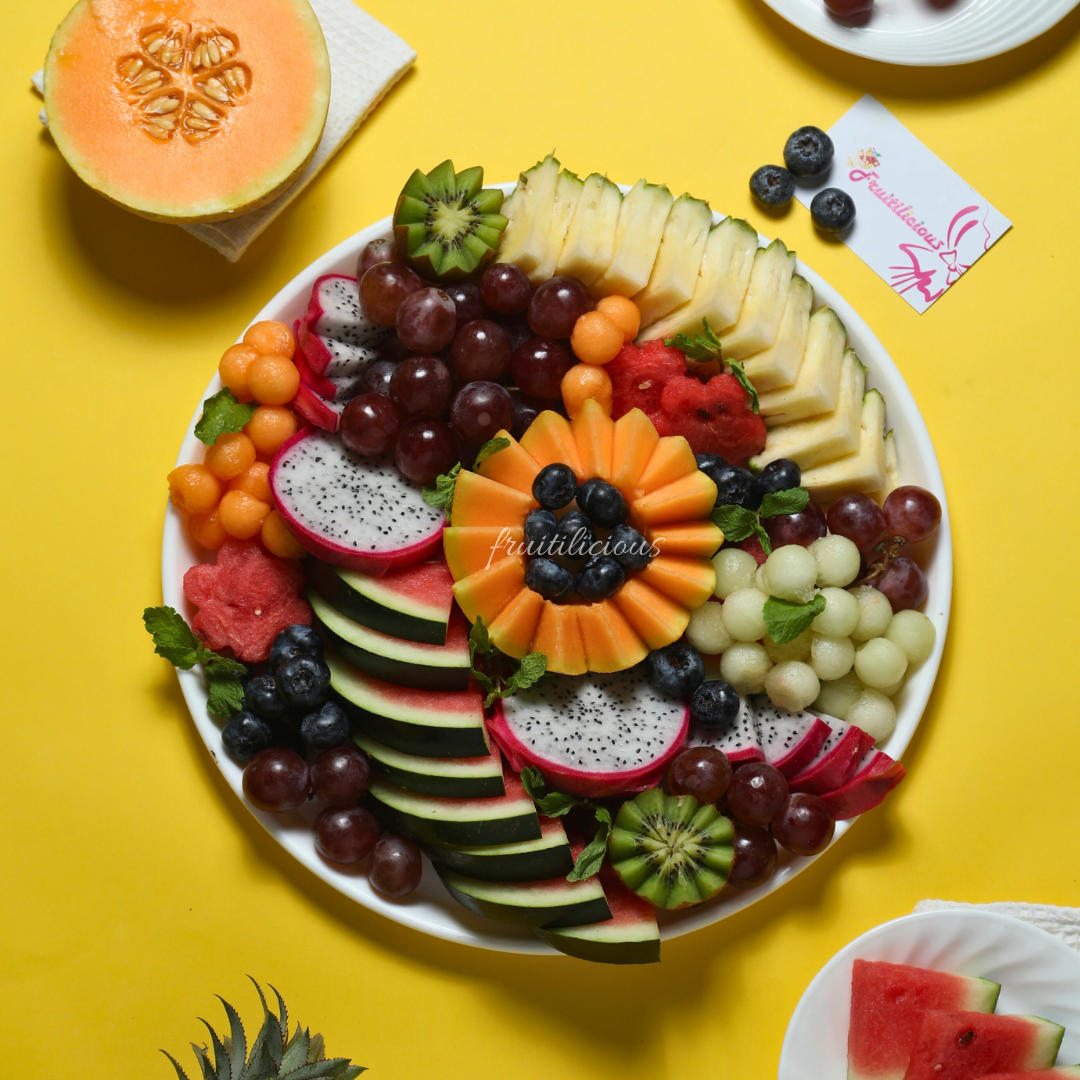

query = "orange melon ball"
[596,295,641,341]
[204,431,257,481]
[244,405,298,457]
[189,509,228,550]
[570,310,624,366]
[218,344,260,402]
[219,489,271,540]
[248,354,301,406]
[561,362,613,419]
[227,461,272,504]
[243,320,296,359]
[262,510,307,558]
[168,464,222,516]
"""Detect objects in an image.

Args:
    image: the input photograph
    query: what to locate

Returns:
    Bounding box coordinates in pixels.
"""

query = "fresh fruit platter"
[156,154,950,961]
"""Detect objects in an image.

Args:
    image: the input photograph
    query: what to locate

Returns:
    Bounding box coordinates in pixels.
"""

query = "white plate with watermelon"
[162,183,952,954]
[780,909,1080,1077]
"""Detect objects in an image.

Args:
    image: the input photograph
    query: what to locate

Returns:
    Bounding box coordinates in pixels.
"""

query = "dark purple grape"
[315,805,380,864]
[450,381,515,445]
[394,419,458,484]
[450,319,512,382]
[728,823,778,888]
[359,263,421,328]
[828,493,886,552]
[389,356,453,418]
[772,793,835,855]
[357,238,400,279]
[874,557,928,612]
[497,315,534,353]
[339,394,403,456]
[481,263,532,314]
[510,337,576,399]
[444,280,487,327]
[527,275,593,338]
[509,391,544,440]
[369,833,423,897]
[765,501,828,548]
[667,746,732,804]
[359,359,397,397]
[727,762,790,826]
[311,743,371,805]
[883,486,942,544]
[396,287,457,354]
[242,749,310,812]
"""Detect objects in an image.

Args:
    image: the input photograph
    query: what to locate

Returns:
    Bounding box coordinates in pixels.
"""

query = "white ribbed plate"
[761,0,1079,65]
[780,910,1080,1078]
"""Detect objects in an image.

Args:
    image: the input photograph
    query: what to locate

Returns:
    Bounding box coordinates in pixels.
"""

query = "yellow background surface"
[3,1,1080,1076]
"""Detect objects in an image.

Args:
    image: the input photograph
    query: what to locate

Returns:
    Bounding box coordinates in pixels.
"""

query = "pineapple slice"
[800,390,887,504]
[633,193,713,328]
[758,307,847,426]
[591,179,674,298]
[740,275,813,392]
[751,349,866,471]
[496,154,561,278]
[638,217,758,341]
[555,173,623,287]
[720,239,798,360]
[870,430,901,504]
[530,169,584,285]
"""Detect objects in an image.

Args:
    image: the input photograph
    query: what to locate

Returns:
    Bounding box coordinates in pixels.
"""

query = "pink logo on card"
[848,147,882,169]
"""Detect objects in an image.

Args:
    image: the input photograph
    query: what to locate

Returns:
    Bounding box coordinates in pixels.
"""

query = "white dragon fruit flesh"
[752,698,834,779]
[300,274,389,377]
[689,691,763,763]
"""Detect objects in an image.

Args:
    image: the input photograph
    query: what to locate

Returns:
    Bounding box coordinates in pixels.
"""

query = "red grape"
[450,319,512,382]
[828,493,886,552]
[765,501,828,548]
[242,749,310,812]
[873,557,928,612]
[509,391,544,440]
[444,280,487,327]
[356,237,400,278]
[510,337,576,399]
[527,275,593,338]
[727,762,790,826]
[369,833,423,897]
[728,823,778,889]
[389,356,453,418]
[315,805,379,864]
[396,287,457,354]
[359,263,420,327]
[667,746,732,804]
[450,381,515,445]
[340,394,403,456]
[497,315,534,353]
[481,263,532,315]
[359,359,397,397]
[825,0,873,14]
[395,419,458,483]
[772,793,835,855]
[311,743,371,805]
[883,486,941,544]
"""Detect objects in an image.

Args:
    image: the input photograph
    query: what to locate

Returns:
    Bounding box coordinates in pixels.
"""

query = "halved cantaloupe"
[44,0,330,223]
[632,470,717,526]
[451,470,537,528]
[530,603,586,676]
[570,399,614,481]
[646,522,724,559]
[519,412,586,478]
[452,556,525,626]
[488,587,546,659]
[636,435,697,495]
[443,526,522,580]
[638,556,716,610]
[476,431,541,495]
[613,578,691,650]
[610,409,659,498]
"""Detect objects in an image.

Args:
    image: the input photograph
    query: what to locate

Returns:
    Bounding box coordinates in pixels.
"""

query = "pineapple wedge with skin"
[801,390,887,504]
[530,169,585,285]
[496,154,561,278]
[555,173,624,287]
[591,179,674,299]
[751,349,866,470]
[758,307,847,426]
[633,193,713,327]
[638,217,759,341]
[720,239,798,360]
[870,429,901,504]
[740,275,813,392]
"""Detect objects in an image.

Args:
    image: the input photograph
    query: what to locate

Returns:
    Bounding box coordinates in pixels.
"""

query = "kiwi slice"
[609,789,734,910]
[393,160,508,282]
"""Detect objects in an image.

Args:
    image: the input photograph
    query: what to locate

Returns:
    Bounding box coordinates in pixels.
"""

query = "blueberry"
[690,681,742,729]
[524,557,576,602]
[713,464,762,510]
[576,479,628,529]
[749,165,795,208]
[646,643,706,699]
[532,463,578,510]
[810,188,856,233]
[757,458,801,496]
[552,510,595,560]
[277,655,332,711]
[575,556,626,602]
[244,674,288,721]
[300,700,351,749]
[696,453,728,475]
[783,126,834,177]
[524,508,558,554]
[270,720,308,758]
[268,623,324,673]
[608,524,654,570]
[221,710,275,762]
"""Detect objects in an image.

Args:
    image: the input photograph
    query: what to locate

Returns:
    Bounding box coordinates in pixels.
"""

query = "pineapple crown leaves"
[163,978,365,1080]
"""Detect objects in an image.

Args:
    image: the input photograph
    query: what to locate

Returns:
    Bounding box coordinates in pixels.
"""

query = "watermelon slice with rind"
[823,749,907,820]
[975,1069,1080,1079]
[789,714,867,795]
[848,961,1001,1080]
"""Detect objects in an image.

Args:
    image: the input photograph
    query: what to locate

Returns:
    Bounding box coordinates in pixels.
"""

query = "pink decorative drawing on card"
[848,147,882,169]
[888,205,994,302]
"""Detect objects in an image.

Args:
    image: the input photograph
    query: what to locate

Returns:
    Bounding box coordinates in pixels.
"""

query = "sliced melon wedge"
[801,390,887,504]
[592,180,674,298]
[352,731,505,799]
[424,817,574,882]
[554,173,624,287]
[496,155,561,278]
[720,239,798,360]
[758,307,847,425]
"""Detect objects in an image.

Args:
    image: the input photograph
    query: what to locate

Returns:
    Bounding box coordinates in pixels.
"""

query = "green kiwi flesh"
[609,789,734,910]
[393,160,508,282]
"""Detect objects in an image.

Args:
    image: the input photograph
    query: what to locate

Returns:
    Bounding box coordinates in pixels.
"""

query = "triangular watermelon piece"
[848,961,1001,1080]
[975,1069,1080,1079]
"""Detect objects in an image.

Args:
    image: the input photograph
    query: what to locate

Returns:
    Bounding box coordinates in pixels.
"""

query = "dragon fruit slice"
[293,380,346,433]
[821,749,906,820]
[788,714,868,796]
[752,698,833,779]
[269,428,445,575]
[489,671,690,799]
[689,693,764,763]
[299,275,388,378]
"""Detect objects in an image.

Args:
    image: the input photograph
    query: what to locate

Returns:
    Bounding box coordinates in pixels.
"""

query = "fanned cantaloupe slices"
[447,403,720,674]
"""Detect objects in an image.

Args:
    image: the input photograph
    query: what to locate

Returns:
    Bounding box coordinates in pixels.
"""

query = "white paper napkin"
[32,0,414,261]
[915,900,1080,954]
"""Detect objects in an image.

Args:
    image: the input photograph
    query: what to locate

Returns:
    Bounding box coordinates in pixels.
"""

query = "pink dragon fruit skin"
[788,714,867,796]
[293,380,345,433]
[269,428,445,576]
[299,275,388,377]
[752,699,833,779]
[821,749,906,820]
[689,693,764,763]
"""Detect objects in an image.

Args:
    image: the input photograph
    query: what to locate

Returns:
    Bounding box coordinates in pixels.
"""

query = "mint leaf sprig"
[143,606,246,717]
[763,593,826,645]
[664,317,724,364]
[468,616,547,708]
[710,486,809,556]
[194,388,258,446]
[422,436,511,516]
[727,359,760,414]
[519,767,612,882]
